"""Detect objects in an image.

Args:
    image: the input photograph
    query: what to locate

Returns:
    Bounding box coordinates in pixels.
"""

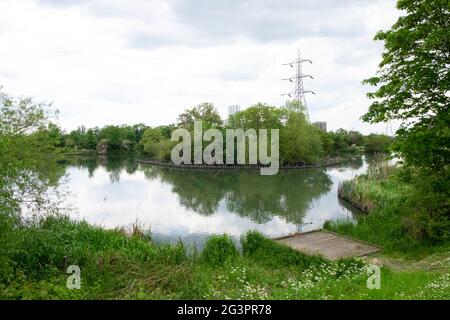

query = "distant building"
[313,121,327,132]
[228,105,241,116]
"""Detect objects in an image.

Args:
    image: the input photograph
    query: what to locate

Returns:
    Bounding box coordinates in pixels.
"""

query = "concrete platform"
[274,230,381,260]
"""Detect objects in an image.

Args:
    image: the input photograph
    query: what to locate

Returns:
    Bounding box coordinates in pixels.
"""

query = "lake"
[61,155,369,245]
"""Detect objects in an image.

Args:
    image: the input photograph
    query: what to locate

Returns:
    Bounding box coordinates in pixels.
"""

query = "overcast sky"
[0,0,400,133]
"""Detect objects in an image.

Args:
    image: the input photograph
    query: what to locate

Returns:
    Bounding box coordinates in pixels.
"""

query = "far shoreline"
[136,155,361,171]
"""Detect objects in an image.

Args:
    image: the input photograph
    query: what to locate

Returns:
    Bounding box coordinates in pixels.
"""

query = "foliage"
[279,111,323,164]
[140,126,175,160]
[0,88,67,280]
[177,102,223,130]
[0,88,63,220]
[332,163,450,254]
[227,103,284,130]
[362,0,449,173]
[227,102,325,164]
[2,218,448,300]
[63,124,148,153]
[342,0,450,255]
[200,235,239,266]
[0,215,192,299]
[141,127,163,157]
[320,129,371,155]
[53,99,382,163]
[400,168,450,244]
[143,101,327,164]
[363,134,392,153]
[241,231,326,268]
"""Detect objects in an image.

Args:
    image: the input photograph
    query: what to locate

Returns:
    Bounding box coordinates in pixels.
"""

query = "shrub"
[0,213,19,282]
[200,235,239,266]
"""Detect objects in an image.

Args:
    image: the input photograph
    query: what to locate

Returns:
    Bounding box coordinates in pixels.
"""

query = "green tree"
[67,126,89,149]
[99,125,123,149]
[0,88,62,218]
[318,130,334,155]
[154,125,175,139]
[363,0,449,243]
[86,127,99,149]
[348,130,364,146]
[227,103,284,131]
[46,123,64,148]
[140,127,175,160]
[362,0,449,171]
[280,111,323,164]
[177,102,223,129]
[132,123,148,142]
[141,127,163,157]
[364,134,392,153]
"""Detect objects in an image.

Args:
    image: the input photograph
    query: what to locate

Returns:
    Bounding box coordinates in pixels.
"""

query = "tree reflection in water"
[59,155,369,227]
[141,166,332,225]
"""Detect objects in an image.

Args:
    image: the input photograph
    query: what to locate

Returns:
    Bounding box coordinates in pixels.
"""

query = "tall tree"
[362,0,449,172]
[177,102,223,129]
[0,88,62,219]
[227,103,284,131]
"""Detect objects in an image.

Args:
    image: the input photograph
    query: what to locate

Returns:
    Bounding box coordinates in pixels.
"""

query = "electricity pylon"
[282,50,314,122]
[385,120,394,136]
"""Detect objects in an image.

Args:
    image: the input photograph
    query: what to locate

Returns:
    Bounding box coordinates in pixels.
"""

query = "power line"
[282,49,315,122]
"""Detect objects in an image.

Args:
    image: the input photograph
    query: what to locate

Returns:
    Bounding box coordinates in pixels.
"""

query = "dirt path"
[364,251,450,272]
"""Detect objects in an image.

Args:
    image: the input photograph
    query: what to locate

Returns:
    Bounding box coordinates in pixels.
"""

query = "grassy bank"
[0,215,448,300]
[327,162,450,258]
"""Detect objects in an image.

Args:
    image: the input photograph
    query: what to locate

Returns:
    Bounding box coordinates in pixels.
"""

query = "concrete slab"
[274,230,381,260]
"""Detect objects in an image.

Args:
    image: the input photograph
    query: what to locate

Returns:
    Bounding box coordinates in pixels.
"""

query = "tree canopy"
[362,0,449,171]
[0,88,63,219]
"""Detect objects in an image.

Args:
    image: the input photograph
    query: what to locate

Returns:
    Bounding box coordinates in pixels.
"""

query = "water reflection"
[62,155,139,181]
[61,154,366,242]
[141,167,332,225]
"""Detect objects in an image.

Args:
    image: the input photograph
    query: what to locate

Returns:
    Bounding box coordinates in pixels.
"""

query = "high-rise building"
[312,121,327,132]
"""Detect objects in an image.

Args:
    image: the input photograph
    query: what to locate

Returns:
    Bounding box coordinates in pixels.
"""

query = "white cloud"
[0,0,399,133]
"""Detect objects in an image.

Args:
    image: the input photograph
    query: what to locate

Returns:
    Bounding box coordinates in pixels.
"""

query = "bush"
[401,169,450,243]
[0,214,19,282]
[200,235,239,266]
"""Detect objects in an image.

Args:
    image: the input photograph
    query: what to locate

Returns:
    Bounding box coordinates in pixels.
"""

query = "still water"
[61,155,369,244]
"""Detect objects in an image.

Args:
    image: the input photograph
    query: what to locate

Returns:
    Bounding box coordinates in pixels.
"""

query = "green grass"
[0,216,448,300]
[337,171,410,213]
[329,165,450,258]
[241,231,326,268]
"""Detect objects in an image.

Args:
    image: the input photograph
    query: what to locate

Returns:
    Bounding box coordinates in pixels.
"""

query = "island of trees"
[54,101,392,165]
